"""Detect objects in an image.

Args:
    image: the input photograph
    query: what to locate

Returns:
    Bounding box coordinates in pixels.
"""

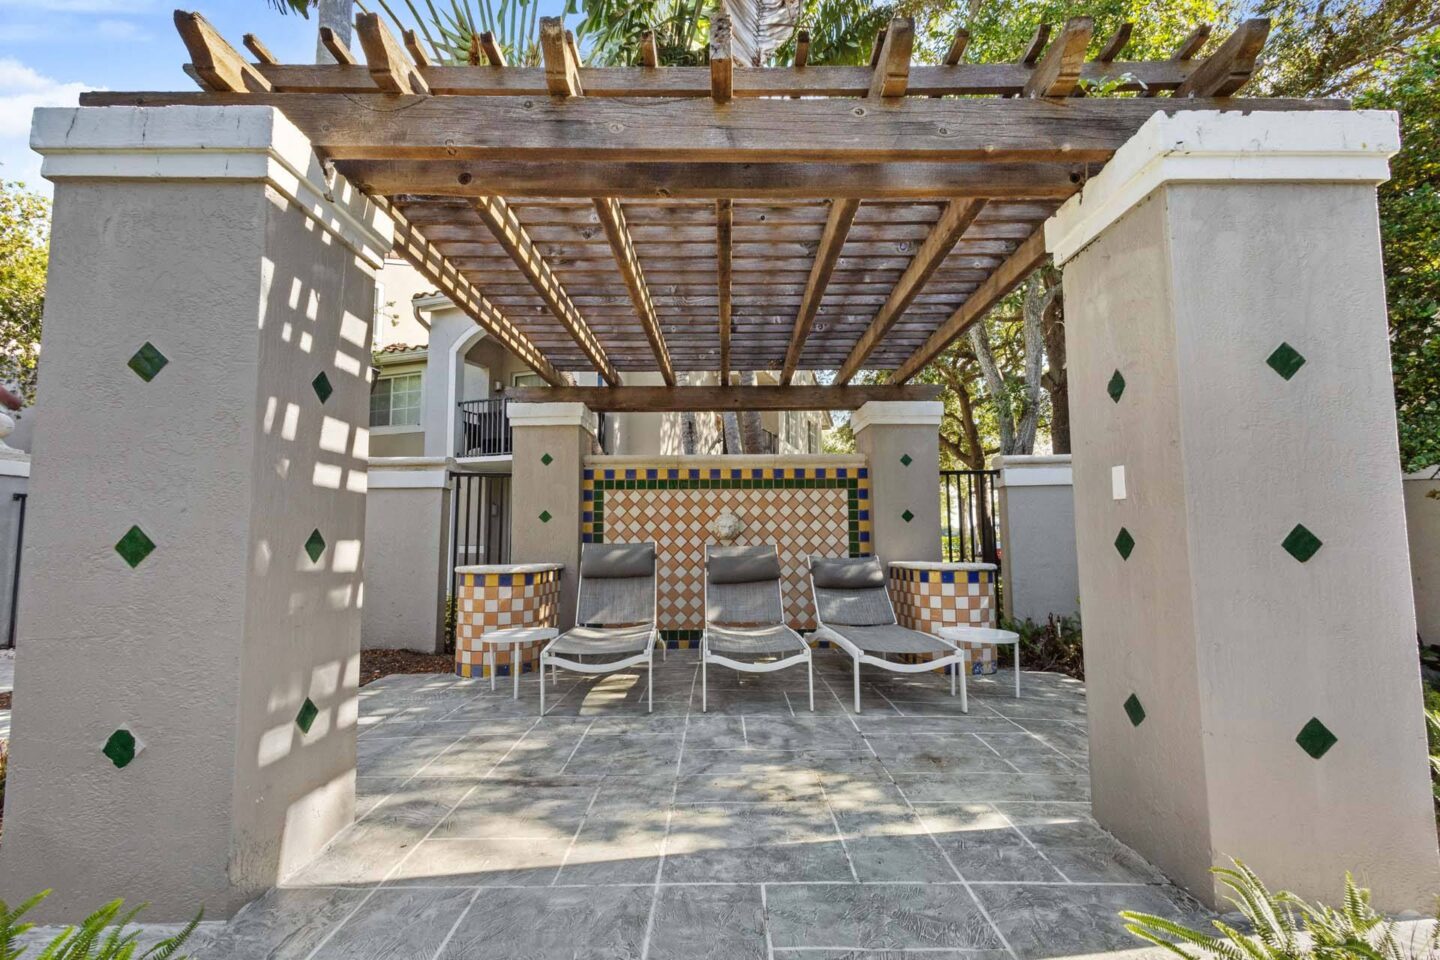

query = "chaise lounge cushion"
[811,556,886,590]
[707,547,782,584]
[815,622,954,655]
[581,543,656,579]
[550,624,655,657]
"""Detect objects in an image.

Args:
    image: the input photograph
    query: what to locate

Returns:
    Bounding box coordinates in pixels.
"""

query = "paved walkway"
[23,654,1213,958]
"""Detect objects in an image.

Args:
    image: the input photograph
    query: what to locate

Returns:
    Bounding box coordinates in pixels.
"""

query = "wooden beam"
[1022,16,1093,97]
[869,17,913,97]
[479,31,506,66]
[242,34,278,65]
[319,26,357,66]
[640,31,659,68]
[471,195,620,384]
[403,30,432,68]
[80,93,1340,163]
[593,198,675,385]
[1019,24,1052,65]
[834,198,986,384]
[540,17,582,96]
[355,13,429,94]
[1094,23,1132,63]
[510,384,943,411]
[794,30,810,68]
[781,198,860,384]
[380,201,565,386]
[1142,24,1210,96]
[893,229,1048,383]
[716,198,733,382]
[944,29,971,65]
[711,14,734,103]
[173,11,271,92]
[340,158,1088,199]
[1173,19,1270,97]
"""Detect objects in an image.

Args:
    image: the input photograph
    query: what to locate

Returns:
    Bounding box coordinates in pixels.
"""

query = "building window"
[371,372,422,427]
[512,372,548,388]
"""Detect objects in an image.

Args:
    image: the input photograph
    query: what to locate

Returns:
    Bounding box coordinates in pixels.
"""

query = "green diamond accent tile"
[540,452,554,466]
[539,510,552,523]
[1123,694,1146,727]
[296,698,319,734]
[901,509,914,523]
[1296,717,1337,759]
[1282,524,1323,563]
[1107,369,1126,403]
[127,342,169,382]
[900,453,913,467]
[311,371,333,404]
[102,728,137,768]
[1114,527,1135,560]
[304,529,326,563]
[115,526,156,568]
[1266,342,1307,381]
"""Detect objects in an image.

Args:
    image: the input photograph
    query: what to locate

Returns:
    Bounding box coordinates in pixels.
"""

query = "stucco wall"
[509,416,591,630]
[994,457,1079,625]
[853,406,942,568]
[1404,469,1440,645]
[362,478,449,653]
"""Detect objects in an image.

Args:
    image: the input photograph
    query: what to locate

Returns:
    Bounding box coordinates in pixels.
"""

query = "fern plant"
[0,891,199,960]
[1123,860,1440,960]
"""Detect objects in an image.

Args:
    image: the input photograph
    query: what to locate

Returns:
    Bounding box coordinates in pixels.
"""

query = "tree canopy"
[0,181,48,408]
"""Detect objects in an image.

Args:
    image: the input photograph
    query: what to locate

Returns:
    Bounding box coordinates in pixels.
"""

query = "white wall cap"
[0,458,30,478]
[989,454,1072,469]
[367,456,454,489]
[506,401,597,434]
[455,562,564,575]
[851,401,944,433]
[1045,110,1401,266]
[889,560,998,572]
[31,106,393,267]
[586,453,867,468]
[1404,467,1440,482]
[990,453,1073,488]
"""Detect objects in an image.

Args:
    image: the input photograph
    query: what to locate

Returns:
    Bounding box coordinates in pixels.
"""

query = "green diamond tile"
[127,342,169,382]
[1282,524,1322,563]
[1123,693,1146,727]
[1295,717,1337,759]
[540,452,554,466]
[296,698,319,734]
[115,526,156,568]
[901,509,914,523]
[1107,369,1126,403]
[1114,527,1135,560]
[900,453,913,467]
[311,371,333,404]
[1266,342,1307,381]
[304,529,326,563]
[539,510,552,523]
[102,728,137,768]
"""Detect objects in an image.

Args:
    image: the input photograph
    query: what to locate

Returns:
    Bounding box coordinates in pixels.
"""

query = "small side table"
[474,627,559,699]
[939,626,1022,698]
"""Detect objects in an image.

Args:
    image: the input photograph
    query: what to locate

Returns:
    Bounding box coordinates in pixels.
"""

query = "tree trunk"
[679,372,698,455]
[738,370,766,452]
[315,0,354,63]
[722,411,742,454]
[1039,267,1070,454]
[968,322,1017,454]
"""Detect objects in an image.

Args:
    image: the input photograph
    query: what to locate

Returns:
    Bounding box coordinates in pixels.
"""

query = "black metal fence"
[457,398,512,457]
[4,492,27,649]
[940,469,1000,566]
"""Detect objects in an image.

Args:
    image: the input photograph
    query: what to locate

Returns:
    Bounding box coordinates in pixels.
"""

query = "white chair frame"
[539,542,664,715]
[701,545,814,713]
[808,558,969,714]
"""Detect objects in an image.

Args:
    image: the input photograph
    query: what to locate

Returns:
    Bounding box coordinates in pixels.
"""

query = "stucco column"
[2,106,390,920]
[1049,109,1439,909]
[991,454,1078,625]
[362,457,452,653]
[507,402,595,629]
[852,401,942,565]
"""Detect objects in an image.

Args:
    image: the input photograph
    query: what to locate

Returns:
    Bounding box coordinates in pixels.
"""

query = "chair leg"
[539,655,546,716]
[951,660,957,697]
[489,648,496,692]
[960,665,968,714]
[648,649,654,714]
[807,652,815,712]
[702,653,708,713]
[853,658,862,714]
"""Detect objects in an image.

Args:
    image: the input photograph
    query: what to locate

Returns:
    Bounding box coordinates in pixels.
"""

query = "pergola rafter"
[143,9,1311,397]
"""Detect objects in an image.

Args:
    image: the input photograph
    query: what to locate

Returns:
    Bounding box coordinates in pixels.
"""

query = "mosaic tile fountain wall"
[583,461,870,641]
[455,566,562,678]
[890,565,999,674]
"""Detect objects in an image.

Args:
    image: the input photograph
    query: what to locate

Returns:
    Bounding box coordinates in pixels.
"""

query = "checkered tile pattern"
[454,568,561,678]
[584,464,870,636]
[890,565,999,674]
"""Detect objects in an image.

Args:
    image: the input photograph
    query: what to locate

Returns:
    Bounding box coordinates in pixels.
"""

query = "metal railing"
[5,492,27,649]
[448,472,511,647]
[940,469,1000,566]
[457,397,512,457]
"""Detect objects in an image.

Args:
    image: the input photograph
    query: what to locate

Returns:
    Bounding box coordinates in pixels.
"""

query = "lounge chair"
[701,544,814,713]
[808,556,968,714]
[539,542,661,715]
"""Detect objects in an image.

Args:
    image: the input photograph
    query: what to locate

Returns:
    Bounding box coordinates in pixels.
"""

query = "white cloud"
[96,18,147,41]
[0,0,153,12]
[0,58,95,191]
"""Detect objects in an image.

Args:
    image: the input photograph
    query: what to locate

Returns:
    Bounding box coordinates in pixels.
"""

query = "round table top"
[938,626,1020,644]
[472,626,559,645]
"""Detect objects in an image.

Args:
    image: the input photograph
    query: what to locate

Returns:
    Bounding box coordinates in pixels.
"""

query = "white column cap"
[1045,110,1401,266]
[507,401,597,435]
[989,454,1072,488]
[30,105,393,267]
[851,401,943,433]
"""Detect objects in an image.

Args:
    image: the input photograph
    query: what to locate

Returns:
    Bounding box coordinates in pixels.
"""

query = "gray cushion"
[580,543,656,579]
[811,556,886,590]
[707,547,782,584]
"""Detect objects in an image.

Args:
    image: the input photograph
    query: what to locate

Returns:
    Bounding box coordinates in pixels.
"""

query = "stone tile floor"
[25,653,1216,959]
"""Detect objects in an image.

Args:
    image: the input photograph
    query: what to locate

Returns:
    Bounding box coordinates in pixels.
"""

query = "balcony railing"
[458,398,512,457]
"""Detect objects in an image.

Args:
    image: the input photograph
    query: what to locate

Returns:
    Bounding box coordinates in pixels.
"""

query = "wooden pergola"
[84,10,1334,409]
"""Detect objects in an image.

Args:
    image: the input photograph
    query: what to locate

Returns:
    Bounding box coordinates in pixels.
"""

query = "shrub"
[1123,859,1440,960]
[1000,613,1084,680]
[0,890,200,959]
[1425,686,1440,820]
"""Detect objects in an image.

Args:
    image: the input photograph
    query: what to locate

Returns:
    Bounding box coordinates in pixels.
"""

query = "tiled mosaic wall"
[583,462,870,641]
[890,565,999,674]
[455,566,561,678]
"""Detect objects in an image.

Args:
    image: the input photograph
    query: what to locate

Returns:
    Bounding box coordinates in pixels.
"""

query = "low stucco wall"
[1405,469,1440,646]
[993,455,1080,625]
[362,461,450,654]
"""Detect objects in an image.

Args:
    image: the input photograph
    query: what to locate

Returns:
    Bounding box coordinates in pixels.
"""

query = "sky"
[0,0,571,194]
